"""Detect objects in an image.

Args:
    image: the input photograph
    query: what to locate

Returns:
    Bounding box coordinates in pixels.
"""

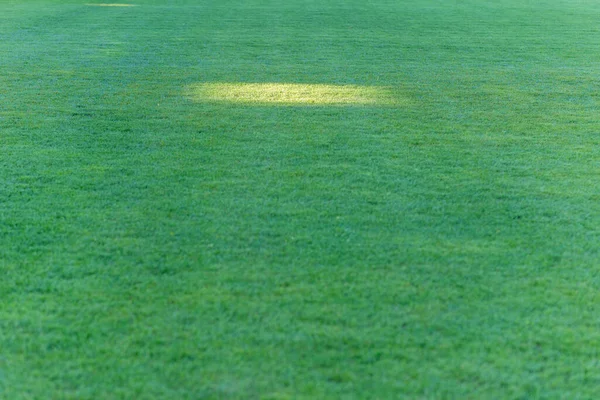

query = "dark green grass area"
[2,0,600,398]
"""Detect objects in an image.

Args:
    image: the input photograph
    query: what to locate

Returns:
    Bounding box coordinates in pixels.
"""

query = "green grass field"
[2,0,600,398]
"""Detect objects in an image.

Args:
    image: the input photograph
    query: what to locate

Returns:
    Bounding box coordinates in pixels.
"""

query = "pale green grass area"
[2,0,600,398]
[86,3,137,6]
[185,83,402,105]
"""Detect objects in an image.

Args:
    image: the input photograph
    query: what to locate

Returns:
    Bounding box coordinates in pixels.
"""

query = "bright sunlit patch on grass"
[185,83,404,106]
[86,3,136,6]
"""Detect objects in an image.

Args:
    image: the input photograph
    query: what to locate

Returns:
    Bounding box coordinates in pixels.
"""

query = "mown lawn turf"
[2,0,600,398]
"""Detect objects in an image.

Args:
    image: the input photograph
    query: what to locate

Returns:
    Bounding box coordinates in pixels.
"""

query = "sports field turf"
[2,0,600,398]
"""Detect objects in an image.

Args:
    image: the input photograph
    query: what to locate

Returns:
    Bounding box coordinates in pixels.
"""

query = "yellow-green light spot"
[185,83,404,106]
[86,3,136,7]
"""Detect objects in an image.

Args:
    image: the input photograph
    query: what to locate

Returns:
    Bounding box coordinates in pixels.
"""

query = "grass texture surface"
[2,0,600,398]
